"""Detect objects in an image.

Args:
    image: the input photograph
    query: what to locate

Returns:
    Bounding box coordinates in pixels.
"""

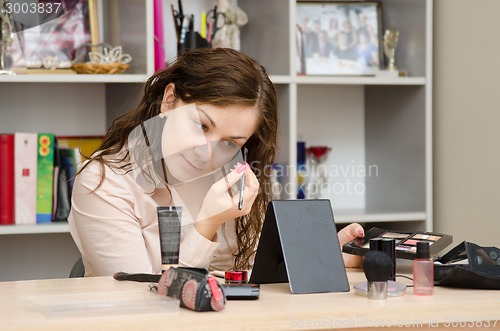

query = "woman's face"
[160,84,260,183]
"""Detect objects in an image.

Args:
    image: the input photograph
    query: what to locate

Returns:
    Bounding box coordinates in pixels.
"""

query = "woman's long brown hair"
[82,48,278,270]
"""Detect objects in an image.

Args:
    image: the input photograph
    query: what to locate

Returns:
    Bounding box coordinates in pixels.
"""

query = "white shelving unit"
[0,0,154,281]
[0,224,69,235]
[0,0,432,280]
[0,74,150,83]
[239,0,433,230]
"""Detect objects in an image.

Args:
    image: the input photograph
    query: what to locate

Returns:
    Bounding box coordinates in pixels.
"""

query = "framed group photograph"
[9,0,99,70]
[296,1,383,76]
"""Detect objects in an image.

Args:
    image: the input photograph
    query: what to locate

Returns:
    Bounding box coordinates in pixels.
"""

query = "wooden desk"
[1,269,499,331]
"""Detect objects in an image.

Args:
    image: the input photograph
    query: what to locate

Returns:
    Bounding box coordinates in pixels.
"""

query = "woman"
[68,48,363,276]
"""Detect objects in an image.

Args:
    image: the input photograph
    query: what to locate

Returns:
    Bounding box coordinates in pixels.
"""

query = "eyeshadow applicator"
[238,147,248,210]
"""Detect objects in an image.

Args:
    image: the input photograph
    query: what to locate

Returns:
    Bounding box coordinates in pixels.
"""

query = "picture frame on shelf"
[296,1,383,76]
[9,0,99,71]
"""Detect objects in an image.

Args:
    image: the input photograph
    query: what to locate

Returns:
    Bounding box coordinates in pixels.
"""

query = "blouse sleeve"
[179,226,220,268]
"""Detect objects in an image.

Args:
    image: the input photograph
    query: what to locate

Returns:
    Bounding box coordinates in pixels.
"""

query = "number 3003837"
[5,2,63,15]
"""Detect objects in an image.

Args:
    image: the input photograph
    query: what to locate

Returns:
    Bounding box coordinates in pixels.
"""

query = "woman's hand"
[338,223,364,268]
[195,163,259,240]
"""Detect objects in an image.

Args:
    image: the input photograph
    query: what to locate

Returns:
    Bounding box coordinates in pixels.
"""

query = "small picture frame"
[9,0,99,70]
[296,1,383,76]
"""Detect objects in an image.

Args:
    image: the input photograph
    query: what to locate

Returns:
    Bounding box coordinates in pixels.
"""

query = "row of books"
[0,134,103,225]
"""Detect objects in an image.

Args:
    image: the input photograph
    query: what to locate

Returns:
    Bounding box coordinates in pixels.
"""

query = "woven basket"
[71,62,130,74]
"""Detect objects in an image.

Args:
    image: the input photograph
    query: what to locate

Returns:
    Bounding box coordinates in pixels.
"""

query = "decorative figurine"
[212,0,248,50]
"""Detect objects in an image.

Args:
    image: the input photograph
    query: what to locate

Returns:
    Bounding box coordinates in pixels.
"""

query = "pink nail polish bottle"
[413,241,434,296]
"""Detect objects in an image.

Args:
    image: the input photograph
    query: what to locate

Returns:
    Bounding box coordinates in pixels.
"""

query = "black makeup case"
[434,241,500,290]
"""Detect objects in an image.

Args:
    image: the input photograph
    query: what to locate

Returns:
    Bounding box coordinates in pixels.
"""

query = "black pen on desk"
[238,147,248,210]
[113,272,161,283]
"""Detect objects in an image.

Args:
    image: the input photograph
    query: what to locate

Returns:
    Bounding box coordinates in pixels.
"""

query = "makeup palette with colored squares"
[342,227,453,260]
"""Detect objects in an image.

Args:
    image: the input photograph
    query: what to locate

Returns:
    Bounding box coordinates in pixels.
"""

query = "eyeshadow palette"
[342,227,453,260]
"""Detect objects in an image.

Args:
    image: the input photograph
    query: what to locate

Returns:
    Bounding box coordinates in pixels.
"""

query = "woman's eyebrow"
[197,108,216,127]
[197,107,248,140]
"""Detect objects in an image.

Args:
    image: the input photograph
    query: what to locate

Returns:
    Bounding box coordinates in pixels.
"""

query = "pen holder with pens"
[172,2,229,55]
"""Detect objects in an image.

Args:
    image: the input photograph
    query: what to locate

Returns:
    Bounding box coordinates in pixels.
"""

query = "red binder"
[0,134,15,225]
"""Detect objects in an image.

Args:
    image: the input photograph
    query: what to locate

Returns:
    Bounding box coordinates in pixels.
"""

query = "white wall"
[434,0,500,246]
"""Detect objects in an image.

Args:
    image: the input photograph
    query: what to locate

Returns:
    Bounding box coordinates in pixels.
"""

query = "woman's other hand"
[338,223,364,268]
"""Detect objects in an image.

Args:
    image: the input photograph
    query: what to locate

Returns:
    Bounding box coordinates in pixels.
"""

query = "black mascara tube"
[157,206,182,270]
[370,238,396,281]
[369,238,382,252]
[381,238,396,281]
